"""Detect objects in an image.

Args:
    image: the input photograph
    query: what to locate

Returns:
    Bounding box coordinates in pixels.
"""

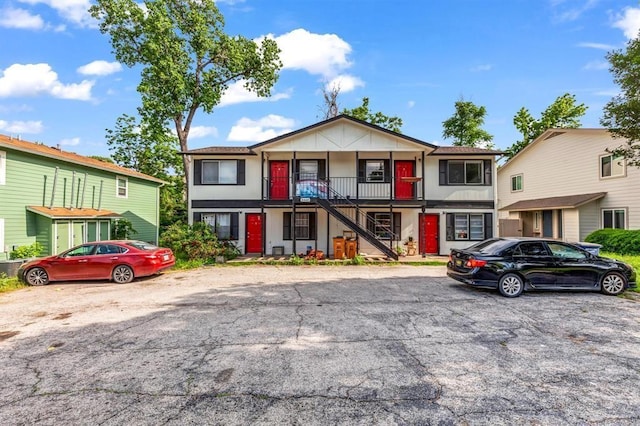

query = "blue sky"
[1,0,639,157]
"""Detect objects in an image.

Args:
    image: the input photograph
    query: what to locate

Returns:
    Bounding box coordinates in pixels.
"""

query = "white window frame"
[298,160,319,180]
[202,213,232,239]
[365,160,385,183]
[453,213,484,241]
[116,176,128,198]
[602,208,626,229]
[511,174,523,192]
[600,154,625,179]
[0,150,6,185]
[448,160,483,185]
[202,160,237,184]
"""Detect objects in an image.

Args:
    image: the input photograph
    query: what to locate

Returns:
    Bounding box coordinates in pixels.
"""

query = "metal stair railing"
[316,182,400,260]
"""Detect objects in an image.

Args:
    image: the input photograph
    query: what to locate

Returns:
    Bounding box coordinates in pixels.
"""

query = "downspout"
[97,180,103,211]
[80,173,87,209]
[49,167,59,208]
[70,171,76,209]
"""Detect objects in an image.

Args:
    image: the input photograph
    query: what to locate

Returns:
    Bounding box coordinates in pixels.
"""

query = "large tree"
[441,99,494,148]
[601,33,640,166]
[342,97,403,133]
[105,114,186,227]
[505,93,587,159]
[89,0,282,199]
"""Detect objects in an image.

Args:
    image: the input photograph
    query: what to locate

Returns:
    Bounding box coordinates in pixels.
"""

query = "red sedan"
[18,240,176,286]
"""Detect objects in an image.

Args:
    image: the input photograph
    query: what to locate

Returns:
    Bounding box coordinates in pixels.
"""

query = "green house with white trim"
[0,133,165,260]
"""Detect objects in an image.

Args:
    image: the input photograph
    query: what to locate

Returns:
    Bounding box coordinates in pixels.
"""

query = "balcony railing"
[263,176,423,201]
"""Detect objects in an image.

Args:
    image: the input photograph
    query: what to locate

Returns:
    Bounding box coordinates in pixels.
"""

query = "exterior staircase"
[314,187,399,260]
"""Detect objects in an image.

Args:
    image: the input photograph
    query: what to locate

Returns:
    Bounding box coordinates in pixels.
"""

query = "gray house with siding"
[0,134,165,259]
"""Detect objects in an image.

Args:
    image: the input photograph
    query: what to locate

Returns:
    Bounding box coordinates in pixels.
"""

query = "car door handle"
[79,259,88,263]
[110,257,119,260]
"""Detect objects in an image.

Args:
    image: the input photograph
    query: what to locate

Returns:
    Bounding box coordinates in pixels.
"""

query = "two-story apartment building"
[497,128,639,241]
[0,134,165,259]
[183,115,501,258]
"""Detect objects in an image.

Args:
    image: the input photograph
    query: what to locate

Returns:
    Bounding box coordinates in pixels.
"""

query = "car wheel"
[112,265,134,284]
[498,273,524,297]
[601,272,626,296]
[25,267,49,286]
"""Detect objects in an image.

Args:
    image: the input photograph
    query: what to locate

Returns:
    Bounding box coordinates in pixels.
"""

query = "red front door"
[419,214,439,254]
[394,161,415,200]
[269,161,289,200]
[245,213,263,254]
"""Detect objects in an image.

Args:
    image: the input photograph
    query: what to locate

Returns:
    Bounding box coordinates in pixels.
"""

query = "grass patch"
[0,274,27,293]
[601,251,640,293]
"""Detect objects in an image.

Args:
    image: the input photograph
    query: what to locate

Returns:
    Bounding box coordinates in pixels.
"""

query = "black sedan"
[447,238,636,297]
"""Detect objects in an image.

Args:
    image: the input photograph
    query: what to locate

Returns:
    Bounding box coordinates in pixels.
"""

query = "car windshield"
[126,241,159,251]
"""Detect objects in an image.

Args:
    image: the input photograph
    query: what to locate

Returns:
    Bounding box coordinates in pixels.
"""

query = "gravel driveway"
[1,265,639,425]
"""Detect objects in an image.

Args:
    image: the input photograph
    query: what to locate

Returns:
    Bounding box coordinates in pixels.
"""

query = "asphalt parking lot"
[1,265,639,425]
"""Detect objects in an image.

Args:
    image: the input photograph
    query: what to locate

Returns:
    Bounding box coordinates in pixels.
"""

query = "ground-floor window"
[446,213,493,241]
[283,212,316,240]
[602,209,625,229]
[202,213,233,239]
[366,212,401,240]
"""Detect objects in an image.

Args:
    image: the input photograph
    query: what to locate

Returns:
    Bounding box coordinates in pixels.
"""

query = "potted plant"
[404,236,417,256]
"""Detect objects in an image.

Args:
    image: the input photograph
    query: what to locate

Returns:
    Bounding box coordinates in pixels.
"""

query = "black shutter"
[318,159,326,180]
[484,213,493,239]
[237,160,245,185]
[483,160,492,186]
[231,213,239,240]
[194,160,202,185]
[193,212,202,222]
[309,212,317,239]
[393,212,401,240]
[384,160,391,183]
[446,213,454,241]
[439,160,448,186]
[358,159,366,183]
[283,212,292,240]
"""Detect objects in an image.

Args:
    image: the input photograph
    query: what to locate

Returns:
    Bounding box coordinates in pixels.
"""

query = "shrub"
[10,242,43,259]
[160,222,218,261]
[112,218,137,240]
[585,229,640,255]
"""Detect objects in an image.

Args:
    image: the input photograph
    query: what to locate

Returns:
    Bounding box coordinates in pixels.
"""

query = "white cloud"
[470,64,493,72]
[263,28,353,78]
[77,61,122,76]
[550,0,598,23]
[60,137,80,146]
[578,42,617,50]
[0,120,43,134]
[18,0,95,28]
[0,63,94,101]
[0,7,44,29]
[227,115,295,142]
[324,75,364,93]
[219,80,291,107]
[188,126,219,139]
[594,89,619,97]
[407,101,415,109]
[612,7,640,39]
[583,60,609,70]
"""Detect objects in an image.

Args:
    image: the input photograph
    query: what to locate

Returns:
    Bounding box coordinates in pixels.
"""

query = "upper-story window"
[203,160,238,184]
[511,174,523,192]
[439,160,491,186]
[600,154,624,178]
[366,160,385,182]
[298,160,318,180]
[0,150,6,185]
[116,176,128,198]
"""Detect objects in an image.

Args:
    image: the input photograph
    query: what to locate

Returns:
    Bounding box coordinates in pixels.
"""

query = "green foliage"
[160,222,239,262]
[0,274,25,293]
[506,93,588,160]
[350,254,366,265]
[342,97,403,133]
[9,242,43,259]
[111,219,137,240]
[89,155,114,163]
[90,0,282,197]
[601,34,640,166]
[442,99,494,148]
[584,229,640,255]
[289,254,304,265]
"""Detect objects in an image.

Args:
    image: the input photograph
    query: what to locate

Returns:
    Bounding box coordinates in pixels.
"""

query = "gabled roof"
[500,192,606,211]
[0,134,165,184]
[181,115,503,156]
[500,128,610,171]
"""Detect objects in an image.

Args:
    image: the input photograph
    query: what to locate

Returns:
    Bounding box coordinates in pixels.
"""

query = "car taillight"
[145,255,158,259]
[465,258,487,268]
